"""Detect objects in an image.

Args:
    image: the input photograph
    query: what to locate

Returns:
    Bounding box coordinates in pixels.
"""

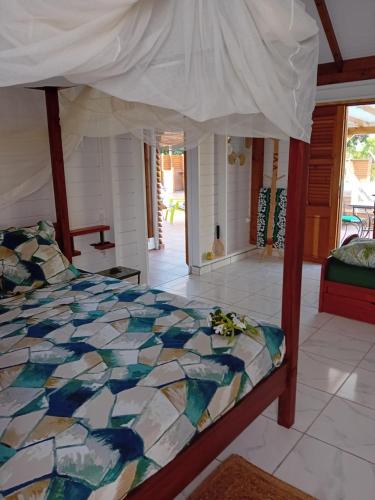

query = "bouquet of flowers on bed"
[208,308,258,343]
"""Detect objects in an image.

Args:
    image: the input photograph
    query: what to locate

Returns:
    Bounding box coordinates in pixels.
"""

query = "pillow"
[0,220,80,295]
[331,238,375,268]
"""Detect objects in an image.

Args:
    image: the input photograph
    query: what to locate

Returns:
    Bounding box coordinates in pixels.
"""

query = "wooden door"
[303,105,346,262]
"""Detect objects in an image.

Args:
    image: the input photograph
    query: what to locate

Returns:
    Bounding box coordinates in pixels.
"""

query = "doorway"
[303,101,375,263]
[145,143,189,287]
[339,104,375,243]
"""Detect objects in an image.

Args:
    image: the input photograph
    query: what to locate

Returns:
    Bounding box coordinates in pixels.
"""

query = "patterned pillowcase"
[332,238,375,268]
[0,220,80,295]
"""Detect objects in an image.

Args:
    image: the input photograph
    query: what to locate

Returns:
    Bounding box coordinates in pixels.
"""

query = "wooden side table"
[98,266,141,284]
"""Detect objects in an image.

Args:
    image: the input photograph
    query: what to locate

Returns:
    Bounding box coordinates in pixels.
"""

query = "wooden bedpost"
[44,87,73,262]
[278,138,309,428]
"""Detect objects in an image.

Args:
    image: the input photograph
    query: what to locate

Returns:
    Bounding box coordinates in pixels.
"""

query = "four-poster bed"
[0,1,318,498]
[0,93,309,496]
[128,139,309,500]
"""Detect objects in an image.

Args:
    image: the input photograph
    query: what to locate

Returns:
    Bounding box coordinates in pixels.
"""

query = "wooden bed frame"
[319,236,375,325]
[40,87,309,499]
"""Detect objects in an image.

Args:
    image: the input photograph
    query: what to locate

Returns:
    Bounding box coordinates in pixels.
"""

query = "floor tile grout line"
[272,373,375,475]
[261,391,336,476]
[334,391,375,414]
[303,431,375,467]
[273,431,375,478]
[291,335,375,465]
[255,415,305,476]
[297,333,374,401]
[272,432,305,476]
[297,380,345,398]
[299,344,372,370]
[271,325,375,475]
[330,338,375,396]
[305,323,375,345]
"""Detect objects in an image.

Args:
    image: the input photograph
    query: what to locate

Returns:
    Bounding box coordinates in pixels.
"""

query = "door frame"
[147,146,191,266]
[320,98,375,247]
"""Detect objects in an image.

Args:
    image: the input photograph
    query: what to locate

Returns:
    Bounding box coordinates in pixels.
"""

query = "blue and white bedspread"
[0,274,285,499]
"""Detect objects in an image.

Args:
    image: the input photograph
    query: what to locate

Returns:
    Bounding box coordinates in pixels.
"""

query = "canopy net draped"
[0,0,319,206]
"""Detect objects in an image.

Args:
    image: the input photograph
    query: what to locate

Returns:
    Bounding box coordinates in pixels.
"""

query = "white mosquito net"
[0,0,319,205]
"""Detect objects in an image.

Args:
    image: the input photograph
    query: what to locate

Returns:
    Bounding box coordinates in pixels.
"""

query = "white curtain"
[0,0,319,206]
[0,87,82,207]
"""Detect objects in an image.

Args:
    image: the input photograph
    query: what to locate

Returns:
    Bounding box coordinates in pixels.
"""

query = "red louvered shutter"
[304,105,346,262]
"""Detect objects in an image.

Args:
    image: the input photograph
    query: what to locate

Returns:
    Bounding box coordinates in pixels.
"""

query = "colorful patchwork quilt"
[0,274,285,499]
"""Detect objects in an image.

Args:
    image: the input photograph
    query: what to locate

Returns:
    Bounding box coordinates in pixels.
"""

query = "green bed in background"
[326,256,375,290]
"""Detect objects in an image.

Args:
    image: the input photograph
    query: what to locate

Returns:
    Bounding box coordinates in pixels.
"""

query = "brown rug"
[188,454,315,500]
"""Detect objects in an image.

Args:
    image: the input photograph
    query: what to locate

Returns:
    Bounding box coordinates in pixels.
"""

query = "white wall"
[189,134,253,269]
[0,136,116,272]
[0,133,148,280]
[0,182,55,230]
[226,137,251,254]
[263,139,289,190]
[198,135,217,262]
[66,137,116,273]
[110,134,148,280]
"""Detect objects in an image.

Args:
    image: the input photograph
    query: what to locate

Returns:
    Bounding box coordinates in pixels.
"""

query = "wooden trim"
[44,87,72,262]
[348,126,375,137]
[278,138,309,428]
[155,147,164,248]
[128,364,288,500]
[184,151,189,266]
[361,105,375,116]
[70,225,110,237]
[349,116,370,127]
[317,56,375,85]
[69,225,114,255]
[249,138,264,244]
[314,0,343,70]
[317,98,375,107]
[144,143,154,239]
[333,105,347,249]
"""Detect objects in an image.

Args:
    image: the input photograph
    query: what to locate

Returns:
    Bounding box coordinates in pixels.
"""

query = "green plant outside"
[346,135,375,181]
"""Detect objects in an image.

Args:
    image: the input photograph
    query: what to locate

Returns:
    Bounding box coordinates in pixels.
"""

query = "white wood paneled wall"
[189,134,254,269]
[110,134,148,282]
[226,137,251,254]
[0,183,55,230]
[0,133,148,279]
[67,137,116,273]
[198,135,217,263]
[263,139,289,190]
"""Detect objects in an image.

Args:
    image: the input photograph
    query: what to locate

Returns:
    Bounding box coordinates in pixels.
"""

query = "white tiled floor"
[148,209,189,286]
[146,250,375,500]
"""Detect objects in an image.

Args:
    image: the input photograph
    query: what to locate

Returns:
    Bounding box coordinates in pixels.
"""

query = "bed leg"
[277,138,309,429]
[278,371,297,428]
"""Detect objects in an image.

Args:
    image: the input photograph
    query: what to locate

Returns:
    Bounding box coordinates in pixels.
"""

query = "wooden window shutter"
[303,105,346,262]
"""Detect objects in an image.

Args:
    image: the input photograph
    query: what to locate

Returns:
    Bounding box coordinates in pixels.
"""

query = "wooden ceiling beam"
[348,116,370,127]
[361,105,375,117]
[317,55,375,85]
[314,0,343,71]
[348,126,375,137]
